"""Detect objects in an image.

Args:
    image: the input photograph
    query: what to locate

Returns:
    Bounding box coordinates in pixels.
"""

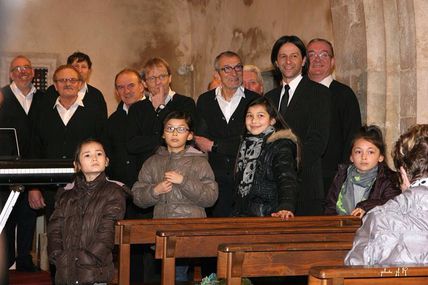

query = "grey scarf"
[336,164,378,215]
[237,126,275,197]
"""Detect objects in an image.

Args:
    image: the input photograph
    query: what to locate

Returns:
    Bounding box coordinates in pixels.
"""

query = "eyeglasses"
[164,126,189,134]
[11,65,32,73]
[145,74,169,84]
[55,78,81,84]
[307,51,331,60]
[218,64,243,74]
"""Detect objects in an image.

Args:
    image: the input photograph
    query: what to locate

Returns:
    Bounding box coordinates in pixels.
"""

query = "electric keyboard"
[0,159,75,185]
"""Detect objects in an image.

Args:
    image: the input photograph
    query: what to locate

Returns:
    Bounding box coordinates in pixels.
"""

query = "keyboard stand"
[0,185,24,234]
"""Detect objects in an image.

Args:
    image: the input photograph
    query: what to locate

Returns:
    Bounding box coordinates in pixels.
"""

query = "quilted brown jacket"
[48,172,127,285]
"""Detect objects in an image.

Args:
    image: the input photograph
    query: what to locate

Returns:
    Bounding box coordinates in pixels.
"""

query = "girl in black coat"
[324,125,400,218]
[232,97,300,219]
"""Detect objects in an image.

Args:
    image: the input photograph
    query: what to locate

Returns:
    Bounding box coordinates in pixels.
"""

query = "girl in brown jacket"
[48,139,127,285]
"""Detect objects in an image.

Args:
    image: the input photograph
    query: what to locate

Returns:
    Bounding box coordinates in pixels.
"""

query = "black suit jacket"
[323,80,361,178]
[265,76,331,213]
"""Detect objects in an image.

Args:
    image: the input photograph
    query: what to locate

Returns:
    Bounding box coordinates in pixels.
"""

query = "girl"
[345,124,428,265]
[324,125,400,218]
[232,96,299,219]
[48,139,127,285]
[132,111,218,281]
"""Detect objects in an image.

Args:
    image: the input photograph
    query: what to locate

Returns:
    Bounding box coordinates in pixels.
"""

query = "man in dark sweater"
[265,35,331,215]
[29,65,106,218]
[307,38,362,193]
[127,57,195,172]
[195,51,259,217]
[0,55,45,272]
[45,51,107,119]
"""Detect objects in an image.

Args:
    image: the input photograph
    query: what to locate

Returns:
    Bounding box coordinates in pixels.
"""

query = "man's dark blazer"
[196,88,260,217]
[265,76,331,215]
[322,80,361,191]
[106,101,138,188]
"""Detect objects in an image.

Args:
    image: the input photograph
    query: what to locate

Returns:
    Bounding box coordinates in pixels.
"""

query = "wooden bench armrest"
[309,265,428,279]
[219,241,354,253]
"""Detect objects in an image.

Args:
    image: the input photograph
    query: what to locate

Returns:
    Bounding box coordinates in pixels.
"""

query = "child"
[47,139,127,285]
[231,96,299,219]
[132,111,218,280]
[345,124,428,265]
[324,125,400,218]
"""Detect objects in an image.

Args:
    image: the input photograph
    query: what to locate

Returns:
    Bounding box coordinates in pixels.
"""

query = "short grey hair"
[243,64,263,85]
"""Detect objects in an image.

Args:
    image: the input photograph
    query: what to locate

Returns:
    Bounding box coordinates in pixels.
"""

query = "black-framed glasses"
[218,64,243,74]
[55,78,81,84]
[164,126,189,134]
[145,74,169,84]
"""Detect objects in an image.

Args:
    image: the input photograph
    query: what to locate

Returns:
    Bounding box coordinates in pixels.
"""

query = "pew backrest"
[308,265,428,285]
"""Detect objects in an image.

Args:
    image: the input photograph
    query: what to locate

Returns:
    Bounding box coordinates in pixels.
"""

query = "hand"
[194,136,214,153]
[28,189,46,209]
[164,171,184,185]
[153,180,172,195]
[271,210,294,220]
[351,207,366,218]
[151,85,166,110]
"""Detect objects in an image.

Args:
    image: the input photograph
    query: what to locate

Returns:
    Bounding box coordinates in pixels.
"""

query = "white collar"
[282,74,303,91]
[10,81,37,97]
[215,86,246,100]
[319,75,334,87]
[53,95,84,109]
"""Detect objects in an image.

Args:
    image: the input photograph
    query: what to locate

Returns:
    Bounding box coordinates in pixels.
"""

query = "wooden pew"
[155,226,358,285]
[216,241,354,285]
[308,265,428,285]
[115,216,360,285]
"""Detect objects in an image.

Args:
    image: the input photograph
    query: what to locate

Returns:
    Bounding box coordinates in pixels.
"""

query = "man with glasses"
[265,35,331,215]
[29,65,106,282]
[46,51,107,119]
[127,57,195,175]
[307,38,361,194]
[0,55,45,272]
[195,51,259,217]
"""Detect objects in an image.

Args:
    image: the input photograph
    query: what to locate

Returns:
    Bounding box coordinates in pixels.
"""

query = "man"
[0,56,45,272]
[46,51,107,118]
[127,57,195,172]
[307,38,362,192]
[243,64,264,95]
[265,35,331,215]
[29,64,106,220]
[195,51,259,217]
[106,69,145,188]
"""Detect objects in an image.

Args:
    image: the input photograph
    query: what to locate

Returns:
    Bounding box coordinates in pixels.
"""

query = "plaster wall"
[0,0,333,114]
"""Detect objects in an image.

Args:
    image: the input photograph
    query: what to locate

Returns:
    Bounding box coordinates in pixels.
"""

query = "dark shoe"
[16,262,41,272]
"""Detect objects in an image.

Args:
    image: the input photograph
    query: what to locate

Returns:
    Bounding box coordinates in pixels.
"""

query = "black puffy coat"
[232,129,298,216]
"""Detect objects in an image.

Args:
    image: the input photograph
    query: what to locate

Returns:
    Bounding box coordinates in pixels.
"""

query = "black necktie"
[280,84,290,113]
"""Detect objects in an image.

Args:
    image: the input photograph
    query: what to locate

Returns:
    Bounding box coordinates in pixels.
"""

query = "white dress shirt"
[215,86,245,123]
[10,82,37,114]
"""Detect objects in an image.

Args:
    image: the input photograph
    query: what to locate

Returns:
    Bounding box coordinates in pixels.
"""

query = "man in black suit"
[307,38,362,193]
[45,51,107,119]
[195,51,259,217]
[265,35,331,215]
[0,55,45,272]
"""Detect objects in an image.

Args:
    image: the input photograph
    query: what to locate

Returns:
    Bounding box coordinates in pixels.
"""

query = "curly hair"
[393,124,428,183]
